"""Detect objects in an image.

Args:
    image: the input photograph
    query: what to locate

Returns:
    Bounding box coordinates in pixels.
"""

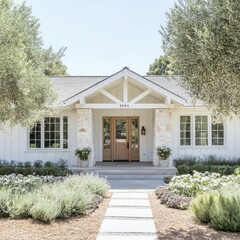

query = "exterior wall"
[1,106,240,167]
[153,109,173,166]
[76,109,94,167]
[93,109,153,162]
[171,107,240,159]
[0,109,78,166]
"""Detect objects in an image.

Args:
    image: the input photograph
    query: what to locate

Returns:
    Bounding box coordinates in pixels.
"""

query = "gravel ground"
[149,192,240,240]
[0,194,111,240]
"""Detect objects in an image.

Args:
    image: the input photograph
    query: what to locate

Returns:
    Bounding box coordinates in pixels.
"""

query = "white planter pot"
[80,159,89,168]
[159,159,169,167]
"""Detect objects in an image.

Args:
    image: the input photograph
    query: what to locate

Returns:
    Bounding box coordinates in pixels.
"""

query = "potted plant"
[75,147,91,168]
[157,146,171,167]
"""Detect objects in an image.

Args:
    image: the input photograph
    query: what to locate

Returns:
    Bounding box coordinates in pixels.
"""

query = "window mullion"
[42,119,44,149]
[209,115,211,146]
[193,115,195,147]
[61,116,63,149]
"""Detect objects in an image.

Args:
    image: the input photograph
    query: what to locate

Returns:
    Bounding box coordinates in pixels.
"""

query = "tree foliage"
[0,0,67,127]
[161,0,240,117]
[43,46,68,76]
[147,55,176,75]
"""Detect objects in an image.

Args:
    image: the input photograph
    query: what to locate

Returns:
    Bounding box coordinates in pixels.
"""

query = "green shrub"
[0,174,43,193]
[234,168,240,175]
[64,174,110,196]
[191,185,240,231]
[163,176,172,184]
[156,186,192,210]
[44,161,54,167]
[189,164,209,173]
[24,162,32,168]
[0,166,71,176]
[0,167,15,175]
[33,160,43,168]
[0,174,109,223]
[174,155,240,168]
[177,164,190,174]
[30,197,61,223]
[7,193,35,218]
[168,171,240,197]
[174,156,199,167]
[190,192,215,223]
[176,163,239,176]
[0,190,12,217]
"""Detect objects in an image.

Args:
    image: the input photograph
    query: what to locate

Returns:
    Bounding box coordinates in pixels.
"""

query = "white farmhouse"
[0,67,238,167]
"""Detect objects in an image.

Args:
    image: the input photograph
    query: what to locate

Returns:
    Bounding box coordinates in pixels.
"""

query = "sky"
[15,0,176,76]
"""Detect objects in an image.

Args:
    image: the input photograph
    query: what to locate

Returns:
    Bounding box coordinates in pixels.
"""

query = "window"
[29,116,68,149]
[179,115,224,147]
[212,122,224,145]
[195,116,208,145]
[44,117,61,148]
[63,116,68,149]
[180,116,191,146]
[29,122,41,148]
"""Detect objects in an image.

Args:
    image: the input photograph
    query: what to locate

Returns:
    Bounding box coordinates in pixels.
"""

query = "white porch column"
[153,109,173,167]
[76,109,95,167]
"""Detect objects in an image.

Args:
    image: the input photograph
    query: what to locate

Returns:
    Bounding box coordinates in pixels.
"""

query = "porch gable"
[64,67,187,109]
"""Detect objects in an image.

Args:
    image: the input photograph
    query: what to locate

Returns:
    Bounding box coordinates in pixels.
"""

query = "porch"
[70,162,176,189]
[71,161,176,177]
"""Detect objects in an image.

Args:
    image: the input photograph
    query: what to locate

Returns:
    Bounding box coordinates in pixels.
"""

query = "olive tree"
[0,0,67,127]
[161,0,240,117]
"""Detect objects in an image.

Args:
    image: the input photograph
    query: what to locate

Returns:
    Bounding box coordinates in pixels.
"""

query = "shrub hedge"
[174,155,240,175]
[0,160,71,176]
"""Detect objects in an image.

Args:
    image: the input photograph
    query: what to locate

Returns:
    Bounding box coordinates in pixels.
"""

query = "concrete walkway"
[96,190,158,240]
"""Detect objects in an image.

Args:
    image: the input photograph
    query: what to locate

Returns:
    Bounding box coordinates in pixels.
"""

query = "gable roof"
[50,67,195,107]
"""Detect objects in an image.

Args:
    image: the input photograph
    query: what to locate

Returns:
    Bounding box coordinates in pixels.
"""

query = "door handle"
[127,142,129,149]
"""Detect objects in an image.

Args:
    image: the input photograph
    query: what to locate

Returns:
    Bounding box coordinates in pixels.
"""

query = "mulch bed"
[0,193,111,240]
[148,192,240,240]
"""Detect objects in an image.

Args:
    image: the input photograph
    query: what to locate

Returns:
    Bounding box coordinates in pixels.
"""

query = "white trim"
[178,114,226,148]
[99,89,122,103]
[27,116,69,151]
[75,103,175,109]
[129,89,152,104]
[123,76,128,103]
[64,69,187,105]
[165,96,171,104]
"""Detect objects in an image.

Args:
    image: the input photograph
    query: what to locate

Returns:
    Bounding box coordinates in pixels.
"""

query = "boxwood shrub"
[174,155,240,175]
[0,160,71,176]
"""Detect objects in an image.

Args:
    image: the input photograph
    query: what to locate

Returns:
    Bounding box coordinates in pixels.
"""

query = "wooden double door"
[103,117,139,161]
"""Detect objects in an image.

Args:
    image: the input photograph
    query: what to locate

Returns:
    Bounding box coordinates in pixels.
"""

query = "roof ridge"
[144,75,181,77]
[50,75,108,78]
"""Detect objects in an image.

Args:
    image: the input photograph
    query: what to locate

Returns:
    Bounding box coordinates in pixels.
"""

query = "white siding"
[1,106,240,166]
[0,109,77,166]
[172,107,240,159]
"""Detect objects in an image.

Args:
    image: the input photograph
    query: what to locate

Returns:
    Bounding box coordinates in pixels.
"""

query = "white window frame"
[179,115,192,146]
[28,116,68,150]
[179,114,225,147]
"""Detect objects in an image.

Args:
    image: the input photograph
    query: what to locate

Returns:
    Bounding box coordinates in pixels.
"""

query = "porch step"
[70,167,177,178]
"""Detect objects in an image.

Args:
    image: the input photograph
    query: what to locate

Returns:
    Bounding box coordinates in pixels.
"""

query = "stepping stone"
[109,199,150,207]
[99,219,156,233]
[105,207,153,218]
[112,192,148,199]
[96,233,158,240]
